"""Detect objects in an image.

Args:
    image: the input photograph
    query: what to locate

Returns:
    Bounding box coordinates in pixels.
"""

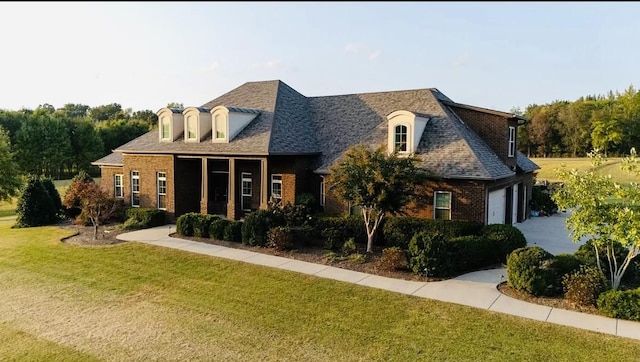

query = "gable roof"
[92,151,123,167]
[97,79,539,180]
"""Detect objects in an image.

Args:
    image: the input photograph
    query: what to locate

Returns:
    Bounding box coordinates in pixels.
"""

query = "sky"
[1,1,639,114]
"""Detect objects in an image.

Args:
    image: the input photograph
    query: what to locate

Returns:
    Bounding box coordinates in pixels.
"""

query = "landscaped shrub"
[448,235,494,273]
[506,246,555,296]
[266,226,294,250]
[295,192,316,210]
[193,214,219,237]
[14,175,58,228]
[223,221,243,242]
[342,237,357,255]
[241,209,274,246]
[321,227,342,250]
[176,212,201,237]
[315,215,368,246]
[123,208,166,230]
[348,253,366,264]
[531,184,558,216]
[41,177,63,218]
[546,253,583,296]
[481,224,527,263]
[597,288,640,321]
[282,202,312,227]
[380,247,408,271]
[574,239,639,286]
[209,219,230,240]
[382,217,483,248]
[407,231,451,277]
[62,171,95,218]
[562,265,609,307]
[291,224,316,247]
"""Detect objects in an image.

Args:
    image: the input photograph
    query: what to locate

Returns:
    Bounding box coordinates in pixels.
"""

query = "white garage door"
[488,189,506,225]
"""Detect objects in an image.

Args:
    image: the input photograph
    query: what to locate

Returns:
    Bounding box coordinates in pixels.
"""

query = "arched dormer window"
[160,115,171,140]
[182,107,212,142]
[394,125,408,153]
[156,108,184,142]
[210,106,261,143]
[387,110,430,155]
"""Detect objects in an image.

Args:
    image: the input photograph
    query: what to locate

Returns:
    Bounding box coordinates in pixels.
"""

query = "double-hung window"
[271,174,282,201]
[131,171,140,207]
[434,191,451,220]
[508,126,516,157]
[157,172,167,210]
[394,125,408,153]
[114,174,124,198]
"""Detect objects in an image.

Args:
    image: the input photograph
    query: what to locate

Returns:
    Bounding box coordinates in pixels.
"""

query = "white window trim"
[131,170,140,207]
[186,117,197,141]
[394,124,409,153]
[157,172,167,210]
[271,174,283,200]
[114,174,124,199]
[241,172,252,212]
[508,126,516,157]
[319,176,325,207]
[434,191,452,220]
[160,118,171,141]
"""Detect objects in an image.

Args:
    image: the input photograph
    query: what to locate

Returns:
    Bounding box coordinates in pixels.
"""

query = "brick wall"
[270,156,314,206]
[122,154,175,218]
[405,179,486,223]
[99,166,124,200]
[450,106,518,169]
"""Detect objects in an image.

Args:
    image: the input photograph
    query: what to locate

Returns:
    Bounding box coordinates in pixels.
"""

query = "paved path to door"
[117,225,640,341]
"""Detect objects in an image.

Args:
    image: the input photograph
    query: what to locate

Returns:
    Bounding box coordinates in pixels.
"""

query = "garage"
[487,189,506,224]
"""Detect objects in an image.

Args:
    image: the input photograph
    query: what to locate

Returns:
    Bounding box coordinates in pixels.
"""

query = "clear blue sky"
[1,1,639,113]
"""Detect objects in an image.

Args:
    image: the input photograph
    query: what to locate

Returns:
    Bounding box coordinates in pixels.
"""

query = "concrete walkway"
[117,225,640,341]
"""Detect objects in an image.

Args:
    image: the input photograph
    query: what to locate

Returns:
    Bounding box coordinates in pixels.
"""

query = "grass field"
[1,219,639,360]
[531,157,640,184]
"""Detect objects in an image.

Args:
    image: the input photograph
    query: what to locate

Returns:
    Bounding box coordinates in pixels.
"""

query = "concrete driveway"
[514,210,589,255]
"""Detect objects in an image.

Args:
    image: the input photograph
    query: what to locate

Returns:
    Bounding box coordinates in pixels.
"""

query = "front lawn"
[1,218,639,361]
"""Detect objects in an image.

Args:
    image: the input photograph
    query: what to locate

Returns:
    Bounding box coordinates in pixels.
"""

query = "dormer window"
[210,106,260,143]
[182,107,211,142]
[160,116,171,140]
[508,126,516,157]
[394,125,408,153]
[186,115,197,141]
[214,114,226,140]
[156,108,184,142]
[387,110,430,155]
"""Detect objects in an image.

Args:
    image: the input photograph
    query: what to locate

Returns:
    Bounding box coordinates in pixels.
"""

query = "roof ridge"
[308,87,442,99]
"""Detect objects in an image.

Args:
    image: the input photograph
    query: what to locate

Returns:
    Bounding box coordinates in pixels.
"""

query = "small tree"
[14,175,58,228]
[553,148,640,290]
[63,171,95,218]
[328,144,424,253]
[63,181,119,239]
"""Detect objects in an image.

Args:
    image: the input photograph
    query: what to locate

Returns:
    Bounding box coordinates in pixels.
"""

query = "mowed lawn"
[1,220,640,361]
[531,157,640,184]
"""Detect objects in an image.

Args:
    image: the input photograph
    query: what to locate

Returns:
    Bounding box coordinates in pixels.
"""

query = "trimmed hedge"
[123,208,167,230]
[481,224,527,263]
[597,288,640,321]
[209,219,231,240]
[547,253,583,296]
[314,214,368,249]
[193,214,220,237]
[223,221,243,242]
[176,212,201,237]
[242,209,280,246]
[408,231,451,277]
[507,246,555,296]
[383,217,483,248]
[267,226,294,250]
[448,235,494,273]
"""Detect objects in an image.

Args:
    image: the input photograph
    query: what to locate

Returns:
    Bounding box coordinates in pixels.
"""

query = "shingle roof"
[517,151,541,172]
[92,152,123,166]
[103,80,538,181]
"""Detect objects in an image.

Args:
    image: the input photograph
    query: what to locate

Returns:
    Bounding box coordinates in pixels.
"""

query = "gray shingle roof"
[102,80,538,181]
[92,152,123,166]
[517,151,541,172]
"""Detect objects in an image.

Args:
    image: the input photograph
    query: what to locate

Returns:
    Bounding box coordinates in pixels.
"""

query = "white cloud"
[368,50,381,61]
[452,53,471,67]
[343,42,363,54]
[200,62,221,73]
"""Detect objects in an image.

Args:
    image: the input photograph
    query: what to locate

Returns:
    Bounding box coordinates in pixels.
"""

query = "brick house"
[92,80,539,224]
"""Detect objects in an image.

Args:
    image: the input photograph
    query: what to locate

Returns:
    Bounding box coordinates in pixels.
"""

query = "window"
[508,126,516,157]
[131,171,140,207]
[394,125,408,153]
[186,115,197,141]
[157,172,167,210]
[114,174,124,198]
[271,174,282,201]
[214,114,225,140]
[160,116,171,140]
[319,176,325,207]
[241,172,252,212]
[434,191,451,220]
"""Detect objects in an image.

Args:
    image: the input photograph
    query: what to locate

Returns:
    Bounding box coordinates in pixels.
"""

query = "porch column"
[200,157,208,214]
[260,158,268,209]
[227,158,236,220]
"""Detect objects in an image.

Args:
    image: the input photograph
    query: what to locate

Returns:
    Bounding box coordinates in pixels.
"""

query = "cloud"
[368,50,381,61]
[200,62,221,73]
[343,42,363,54]
[452,53,471,67]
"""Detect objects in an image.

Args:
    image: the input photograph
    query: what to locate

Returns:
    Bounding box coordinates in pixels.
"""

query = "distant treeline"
[518,85,640,158]
[0,103,159,179]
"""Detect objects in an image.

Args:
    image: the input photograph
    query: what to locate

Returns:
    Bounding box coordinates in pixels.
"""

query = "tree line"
[518,84,640,158]
[0,103,160,179]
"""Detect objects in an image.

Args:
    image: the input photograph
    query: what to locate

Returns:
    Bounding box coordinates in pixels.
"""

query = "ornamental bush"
[481,223,527,263]
[506,246,555,296]
[562,265,609,306]
[14,175,58,228]
[597,288,640,321]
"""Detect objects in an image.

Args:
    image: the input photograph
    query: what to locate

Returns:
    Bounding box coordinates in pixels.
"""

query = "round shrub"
[209,219,230,240]
[241,209,273,246]
[380,247,408,271]
[124,208,166,230]
[176,212,200,237]
[266,226,294,250]
[597,288,640,321]
[562,265,609,307]
[506,246,555,296]
[223,221,243,242]
[448,235,494,273]
[193,214,219,237]
[407,231,451,277]
[14,175,57,228]
[482,224,527,263]
[546,253,583,296]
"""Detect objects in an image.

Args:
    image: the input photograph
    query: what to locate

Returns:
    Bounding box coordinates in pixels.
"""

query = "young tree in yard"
[328,144,424,253]
[64,181,119,239]
[553,149,640,290]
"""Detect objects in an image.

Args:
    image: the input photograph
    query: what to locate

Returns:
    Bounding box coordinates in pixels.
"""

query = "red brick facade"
[122,154,175,218]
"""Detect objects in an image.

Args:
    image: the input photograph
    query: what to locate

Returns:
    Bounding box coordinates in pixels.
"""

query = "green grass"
[1,220,640,360]
[531,157,640,184]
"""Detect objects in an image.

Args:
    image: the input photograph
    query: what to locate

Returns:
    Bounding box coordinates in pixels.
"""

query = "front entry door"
[210,172,228,215]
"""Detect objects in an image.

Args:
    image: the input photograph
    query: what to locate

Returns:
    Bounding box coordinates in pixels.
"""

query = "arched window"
[160,116,171,140]
[394,125,408,152]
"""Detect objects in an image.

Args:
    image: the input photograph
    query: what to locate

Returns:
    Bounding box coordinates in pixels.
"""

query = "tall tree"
[166,102,184,109]
[0,126,21,202]
[55,103,90,119]
[97,119,150,155]
[89,103,129,122]
[328,144,424,253]
[65,117,104,174]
